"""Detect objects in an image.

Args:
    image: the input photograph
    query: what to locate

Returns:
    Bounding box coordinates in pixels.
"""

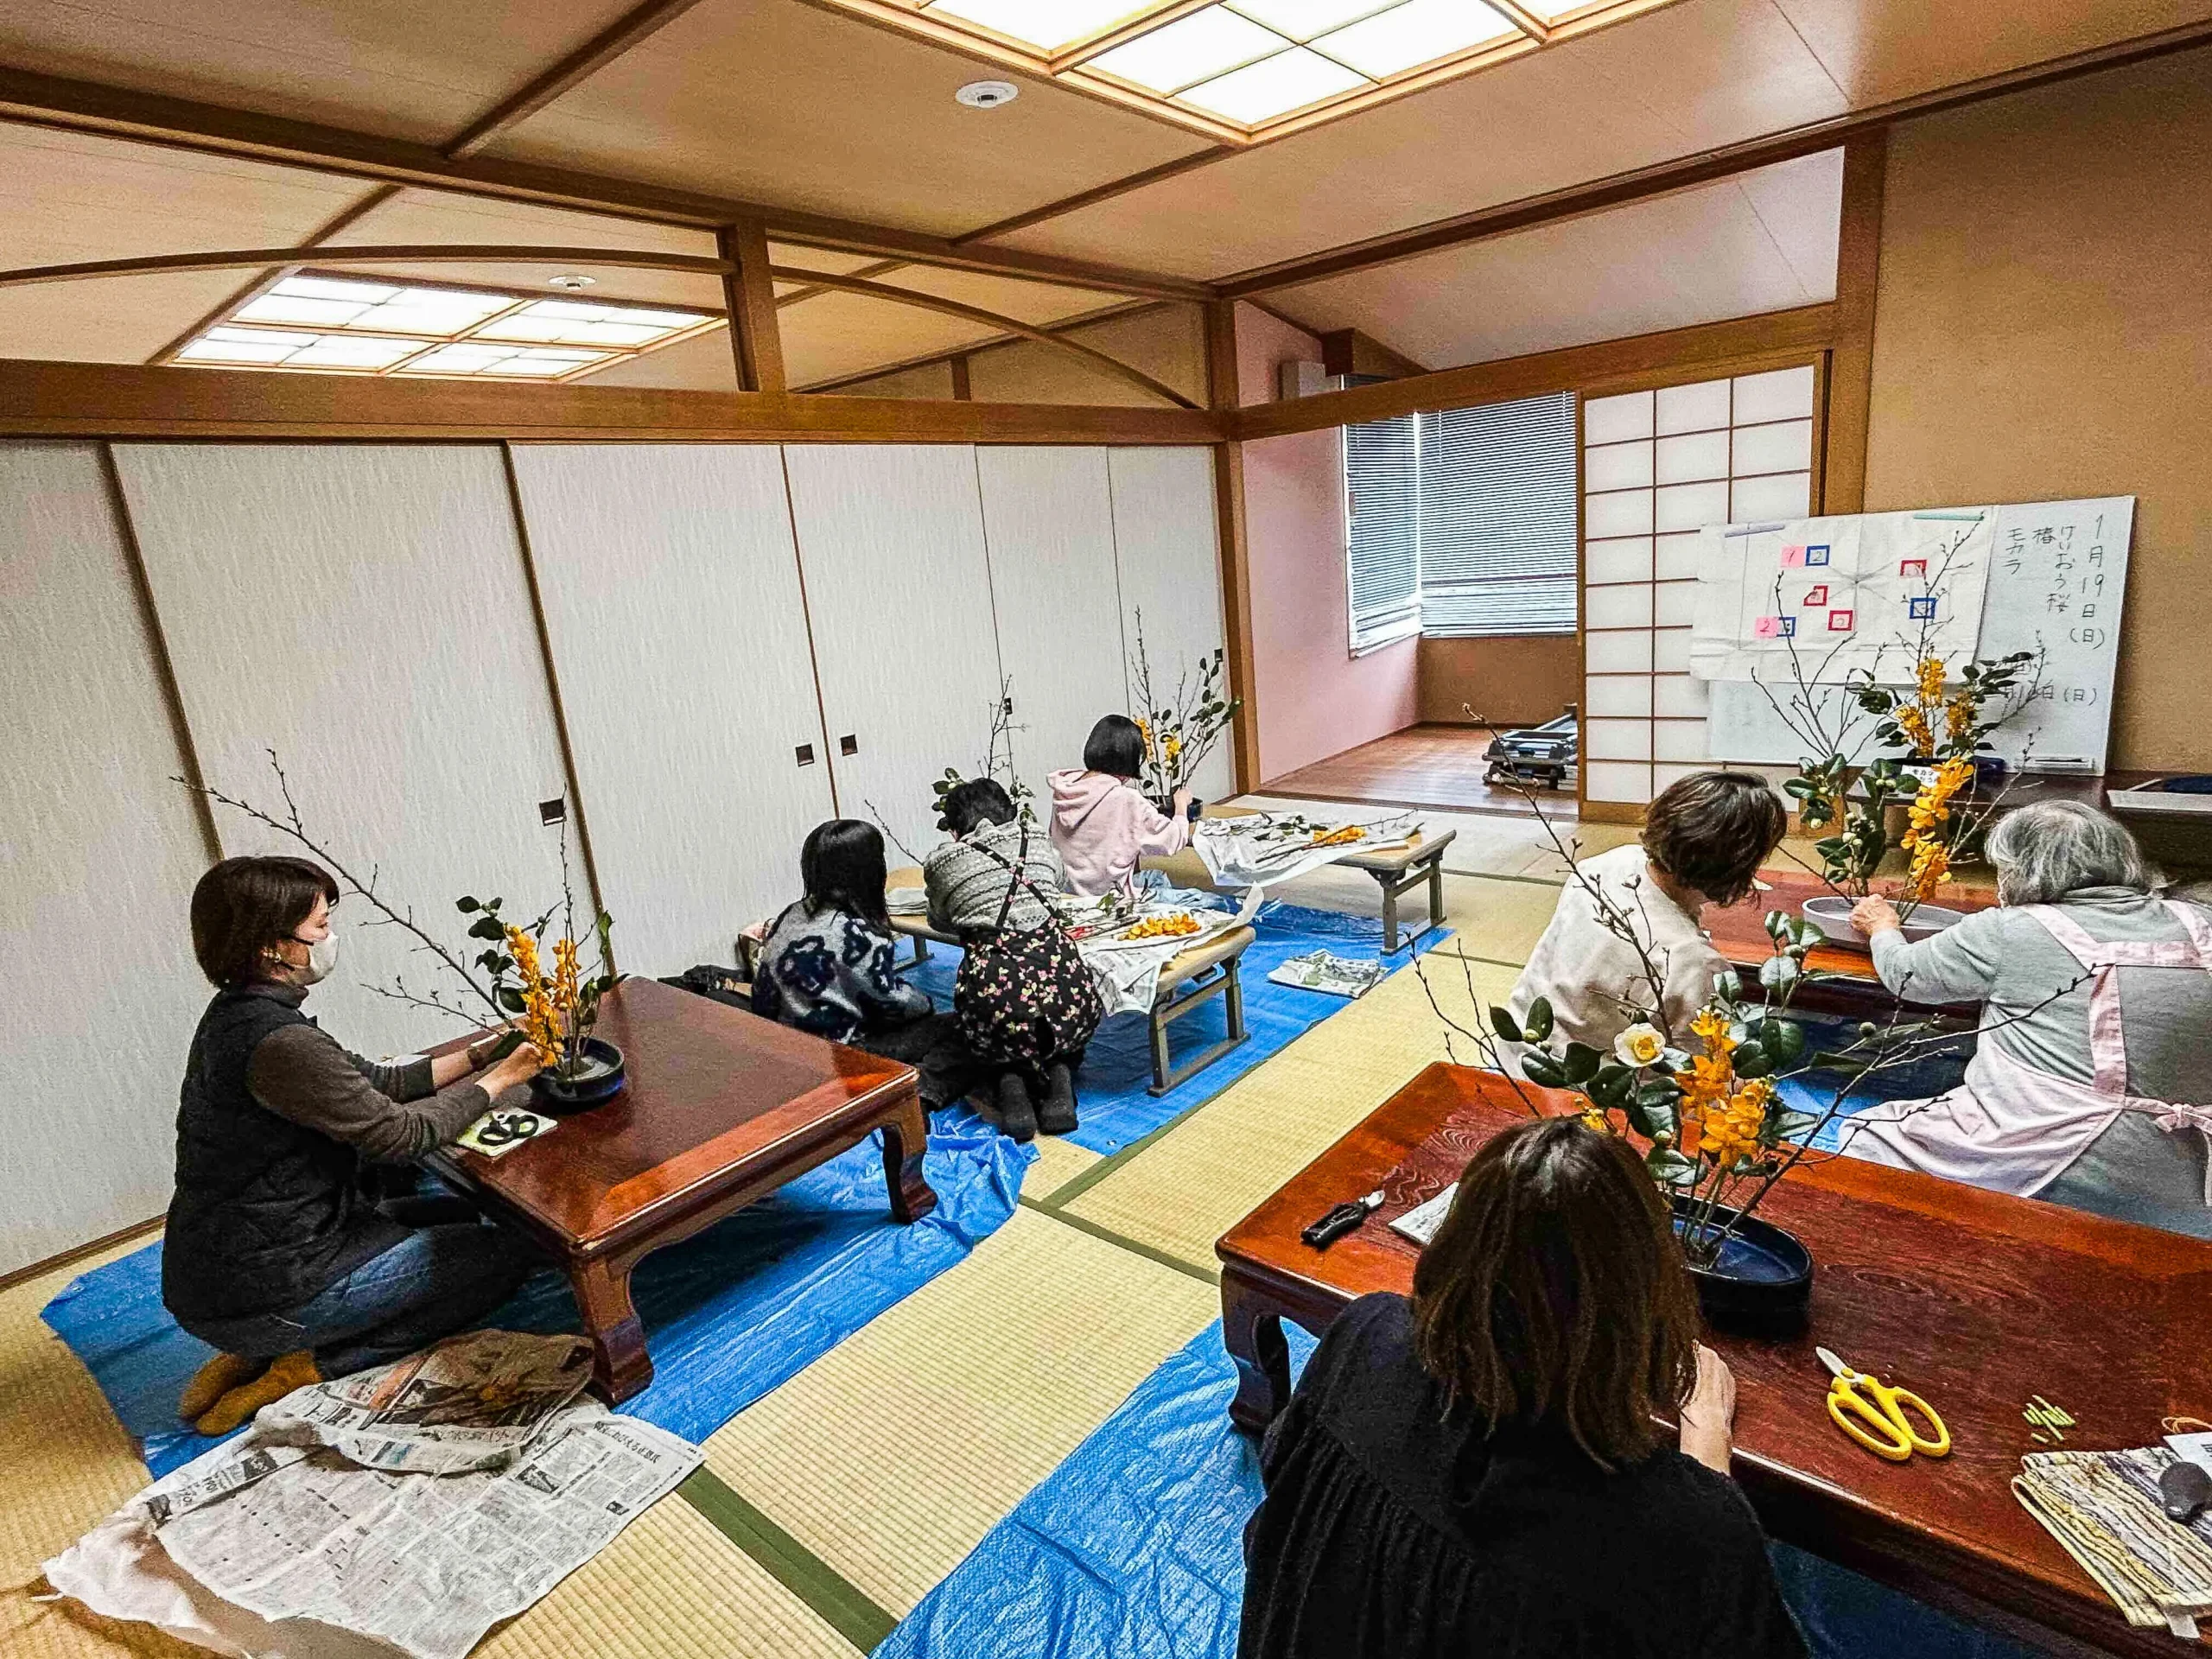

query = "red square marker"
[1802,584,1828,607]
[1828,609,1855,632]
[1899,558,1927,577]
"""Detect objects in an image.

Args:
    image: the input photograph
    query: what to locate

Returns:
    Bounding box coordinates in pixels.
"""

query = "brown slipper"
[178,1352,267,1422]
[194,1349,321,1436]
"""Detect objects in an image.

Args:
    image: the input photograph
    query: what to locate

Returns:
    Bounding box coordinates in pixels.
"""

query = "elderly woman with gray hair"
[1839,800,2212,1236]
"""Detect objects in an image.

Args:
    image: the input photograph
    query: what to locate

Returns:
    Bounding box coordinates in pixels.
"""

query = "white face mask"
[296,929,340,986]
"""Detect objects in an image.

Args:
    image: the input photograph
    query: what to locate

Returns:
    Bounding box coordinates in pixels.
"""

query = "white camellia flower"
[1614,1022,1666,1068]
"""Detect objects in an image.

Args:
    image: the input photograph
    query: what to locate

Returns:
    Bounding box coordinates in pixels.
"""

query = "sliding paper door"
[114,443,573,1060]
[0,443,214,1273]
[782,444,1005,862]
[1106,447,1234,802]
[508,443,834,971]
[974,447,1128,809]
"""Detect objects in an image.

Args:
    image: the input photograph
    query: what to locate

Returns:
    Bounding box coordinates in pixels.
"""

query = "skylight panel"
[270,275,400,304]
[924,0,1154,51]
[1309,0,1517,79]
[1088,6,1287,94]
[281,334,429,369]
[394,342,610,378]
[175,327,314,365]
[1224,0,1398,41]
[234,293,378,327]
[174,326,434,369]
[472,298,710,347]
[1177,44,1363,122]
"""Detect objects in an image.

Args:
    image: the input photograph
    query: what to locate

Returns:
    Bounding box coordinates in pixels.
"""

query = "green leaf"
[1488,1005,1524,1044]
[1646,1147,1700,1187]
[1522,1053,1567,1089]
[1628,1093,1679,1142]
[1764,1020,1807,1063]
[1522,996,1554,1043]
[1560,1041,1602,1084]
[1771,1109,1821,1142]
[497,987,527,1014]
[456,896,480,912]
[1587,1065,1633,1108]
[468,916,505,941]
[1732,1042,1773,1079]
[1637,1077,1684,1104]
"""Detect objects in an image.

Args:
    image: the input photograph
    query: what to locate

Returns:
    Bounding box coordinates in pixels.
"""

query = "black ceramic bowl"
[526,1037,627,1117]
[1674,1201,1814,1335]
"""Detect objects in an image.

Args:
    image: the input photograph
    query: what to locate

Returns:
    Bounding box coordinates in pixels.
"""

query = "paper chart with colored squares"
[1688,510,1994,682]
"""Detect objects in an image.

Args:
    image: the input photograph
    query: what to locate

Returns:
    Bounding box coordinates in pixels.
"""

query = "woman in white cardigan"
[1840,801,2212,1237]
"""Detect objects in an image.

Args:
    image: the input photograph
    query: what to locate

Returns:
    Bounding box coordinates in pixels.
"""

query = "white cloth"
[1837,901,2212,1202]
[1191,812,1420,890]
[1075,884,1262,1016]
[1508,844,1725,1052]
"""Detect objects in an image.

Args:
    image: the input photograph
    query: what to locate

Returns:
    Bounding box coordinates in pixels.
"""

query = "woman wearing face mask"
[164,856,548,1435]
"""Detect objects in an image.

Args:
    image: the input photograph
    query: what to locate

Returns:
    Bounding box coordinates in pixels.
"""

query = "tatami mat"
[1060,955,1523,1273]
[1420,874,1565,966]
[701,1205,1217,1618]
[1023,1134,1101,1204]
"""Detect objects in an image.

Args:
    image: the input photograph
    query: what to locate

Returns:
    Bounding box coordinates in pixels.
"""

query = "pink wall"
[1234,302,1419,784]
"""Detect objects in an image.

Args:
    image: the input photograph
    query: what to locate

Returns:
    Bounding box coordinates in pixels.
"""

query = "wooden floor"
[1259,723,1577,818]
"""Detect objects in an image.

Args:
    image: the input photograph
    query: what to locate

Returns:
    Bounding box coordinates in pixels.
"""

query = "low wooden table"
[1707,868,1998,1014]
[429,976,935,1403]
[1338,829,1457,952]
[1216,1063,2212,1658]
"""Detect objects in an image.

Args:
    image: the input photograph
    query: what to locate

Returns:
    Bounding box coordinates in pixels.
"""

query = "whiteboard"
[1701,497,2133,772]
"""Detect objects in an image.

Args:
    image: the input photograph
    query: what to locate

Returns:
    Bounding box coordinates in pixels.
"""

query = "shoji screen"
[974,448,1129,806]
[507,445,835,972]
[0,444,214,1273]
[1105,447,1234,803]
[115,444,574,1060]
[1580,366,1817,810]
[783,445,1006,861]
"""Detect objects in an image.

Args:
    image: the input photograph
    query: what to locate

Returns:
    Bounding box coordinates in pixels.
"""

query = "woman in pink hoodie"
[1049,715,1194,898]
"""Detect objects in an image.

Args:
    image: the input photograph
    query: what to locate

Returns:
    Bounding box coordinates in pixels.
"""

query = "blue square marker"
[1805,543,1832,567]
[1909,596,1937,620]
[1779,616,1796,637]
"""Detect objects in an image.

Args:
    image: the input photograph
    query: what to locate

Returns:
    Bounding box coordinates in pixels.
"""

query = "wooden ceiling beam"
[442,0,718,157]
[0,244,732,289]
[795,296,1163,391]
[1230,303,1835,442]
[0,356,1225,444]
[1216,17,2212,296]
[0,66,1212,302]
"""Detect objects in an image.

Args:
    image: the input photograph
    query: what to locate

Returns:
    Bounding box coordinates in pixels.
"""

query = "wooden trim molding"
[0,243,731,290]
[0,66,1211,302]
[443,0,716,157]
[1821,134,1886,516]
[1204,299,1260,793]
[721,223,787,394]
[0,358,1225,444]
[1231,304,1836,441]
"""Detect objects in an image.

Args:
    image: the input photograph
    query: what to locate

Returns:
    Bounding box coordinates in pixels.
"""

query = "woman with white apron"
[1836,801,2212,1238]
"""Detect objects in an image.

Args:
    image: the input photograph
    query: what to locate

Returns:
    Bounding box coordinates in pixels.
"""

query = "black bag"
[952,828,1103,1067]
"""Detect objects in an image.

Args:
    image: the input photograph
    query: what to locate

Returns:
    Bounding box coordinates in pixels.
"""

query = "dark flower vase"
[527,1037,626,1117]
[1672,1199,1814,1335]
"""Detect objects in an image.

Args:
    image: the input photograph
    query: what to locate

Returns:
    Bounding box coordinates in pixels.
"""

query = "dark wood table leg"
[880,1090,938,1224]
[572,1255,652,1404]
[1223,1268,1292,1436]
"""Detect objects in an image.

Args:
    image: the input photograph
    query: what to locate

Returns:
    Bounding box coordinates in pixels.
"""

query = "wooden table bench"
[1194,809,1457,954]
[885,866,1251,1096]
[1215,1062,2212,1658]
[429,976,934,1403]
[1707,868,1998,1016]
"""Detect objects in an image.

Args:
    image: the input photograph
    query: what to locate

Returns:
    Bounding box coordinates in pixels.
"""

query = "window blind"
[1342,412,1421,652]
[1416,391,1578,637]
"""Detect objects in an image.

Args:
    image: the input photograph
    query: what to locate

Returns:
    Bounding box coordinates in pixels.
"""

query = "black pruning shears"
[1302,1190,1383,1249]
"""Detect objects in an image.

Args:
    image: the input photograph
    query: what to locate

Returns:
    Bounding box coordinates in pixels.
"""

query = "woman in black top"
[166,857,546,1436]
[1239,1116,1805,1659]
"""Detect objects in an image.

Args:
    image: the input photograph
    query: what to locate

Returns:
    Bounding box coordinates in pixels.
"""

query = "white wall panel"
[1656,378,1731,434]
[1586,760,1653,802]
[1107,447,1233,803]
[1732,365,1816,424]
[508,444,835,972]
[975,448,1129,810]
[1732,418,1813,477]
[783,444,1005,861]
[1586,585,1654,630]
[1583,440,1653,492]
[1655,429,1730,484]
[1653,480,1731,534]
[116,443,572,1060]
[1584,631,1653,673]
[1584,489,1653,538]
[1584,675,1652,717]
[1585,537,1652,586]
[0,443,213,1272]
[1582,391,1653,444]
[1732,470,1813,521]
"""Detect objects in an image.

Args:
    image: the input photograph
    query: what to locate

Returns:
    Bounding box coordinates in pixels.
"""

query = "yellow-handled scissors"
[1817,1347,1951,1463]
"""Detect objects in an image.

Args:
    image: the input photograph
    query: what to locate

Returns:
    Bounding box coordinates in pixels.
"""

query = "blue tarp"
[1775,1013,1974,1151]
[880,1320,2031,1659]
[907,900,1444,1156]
[43,1106,1026,1478]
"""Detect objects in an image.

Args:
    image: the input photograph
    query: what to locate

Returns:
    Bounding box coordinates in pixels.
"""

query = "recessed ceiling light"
[1089,6,1286,96]
[1309,0,1518,79]
[955,79,1021,108]
[548,273,595,289]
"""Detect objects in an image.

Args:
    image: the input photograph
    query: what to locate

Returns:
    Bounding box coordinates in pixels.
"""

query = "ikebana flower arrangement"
[1127,607,1239,804]
[181,750,620,1105]
[931,673,1036,831]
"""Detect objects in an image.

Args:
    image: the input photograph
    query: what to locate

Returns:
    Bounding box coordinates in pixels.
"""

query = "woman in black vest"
[1238,1116,1804,1658]
[166,856,546,1435]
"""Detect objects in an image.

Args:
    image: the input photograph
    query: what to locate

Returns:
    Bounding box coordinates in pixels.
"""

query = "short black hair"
[800,819,891,929]
[1083,715,1147,779]
[1642,771,1786,907]
[190,855,339,987]
[942,778,1015,837]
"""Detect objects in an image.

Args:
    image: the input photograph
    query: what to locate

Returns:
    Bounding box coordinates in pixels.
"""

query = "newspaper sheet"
[47,1332,702,1659]
[1074,882,1262,1016]
[2013,1447,2212,1635]
[1193,810,1421,891]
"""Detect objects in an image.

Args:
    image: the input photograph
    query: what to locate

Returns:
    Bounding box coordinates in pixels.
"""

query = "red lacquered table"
[1707,869,1998,1015]
[429,976,933,1402]
[1217,1063,2212,1658]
